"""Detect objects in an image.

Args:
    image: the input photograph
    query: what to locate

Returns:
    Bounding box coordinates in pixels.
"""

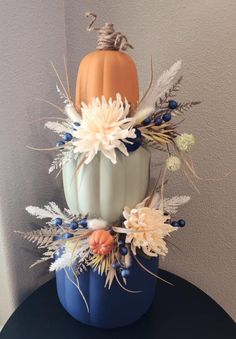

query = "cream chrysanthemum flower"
[175,133,195,152]
[72,94,136,164]
[123,198,176,257]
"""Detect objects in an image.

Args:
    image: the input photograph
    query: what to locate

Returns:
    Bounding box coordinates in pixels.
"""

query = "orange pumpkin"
[75,14,139,111]
[89,230,114,255]
[76,51,139,109]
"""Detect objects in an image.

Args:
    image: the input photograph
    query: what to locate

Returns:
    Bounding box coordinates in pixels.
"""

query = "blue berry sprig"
[111,236,131,277]
[52,216,88,230]
[119,246,128,255]
[121,268,131,278]
[117,235,128,256]
[69,218,88,230]
[112,260,131,278]
[56,141,65,149]
[63,132,73,142]
[168,100,178,110]
[52,217,63,226]
[56,131,73,149]
[171,219,186,227]
[69,221,79,230]
[141,99,180,127]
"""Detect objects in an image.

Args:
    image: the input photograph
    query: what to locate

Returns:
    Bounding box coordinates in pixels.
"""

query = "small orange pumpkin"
[89,230,114,255]
[75,14,139,111]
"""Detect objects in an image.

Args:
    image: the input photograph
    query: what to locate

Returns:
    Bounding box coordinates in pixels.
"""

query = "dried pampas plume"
[135,60,182,122]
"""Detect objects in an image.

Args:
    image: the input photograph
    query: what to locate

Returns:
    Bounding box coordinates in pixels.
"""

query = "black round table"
[1,270,235,339]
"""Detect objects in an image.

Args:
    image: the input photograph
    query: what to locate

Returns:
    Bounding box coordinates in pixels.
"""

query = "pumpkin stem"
[85,12,133,51]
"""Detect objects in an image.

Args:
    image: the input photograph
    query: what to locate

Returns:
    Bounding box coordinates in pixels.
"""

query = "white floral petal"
[70,94,136,164]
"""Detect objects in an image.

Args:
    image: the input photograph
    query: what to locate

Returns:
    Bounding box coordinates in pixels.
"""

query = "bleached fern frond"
[49,150,73,174]
[163,195,191,214]
[48,153,64,174]
[75,251,91,275]
[158,76,183,106]
[26,206,54,219]
[137,60,182,113]
[30,246,58,268]
[44,120,71,135]
[15,226,59,247]
[26,202,68,220]
[30,256,52,268]
[44,202,65,219]
[63,208,83,220]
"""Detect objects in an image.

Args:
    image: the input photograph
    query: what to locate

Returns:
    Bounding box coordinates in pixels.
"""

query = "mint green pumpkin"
[63,147,150,223]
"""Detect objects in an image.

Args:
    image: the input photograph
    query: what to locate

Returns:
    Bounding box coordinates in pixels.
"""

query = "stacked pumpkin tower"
[64,26,150,222]
[20,13,200,328]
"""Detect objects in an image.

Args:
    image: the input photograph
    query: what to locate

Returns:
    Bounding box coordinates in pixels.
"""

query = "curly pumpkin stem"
[85,12,133,51]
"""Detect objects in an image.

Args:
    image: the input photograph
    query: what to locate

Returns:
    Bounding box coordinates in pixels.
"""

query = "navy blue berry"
[171,221,179,227]
[119,246,128,256]
[72,122,80,130]
[162,112,172,122]
[56,141,65,148]
[118,239,125,246]
[155,117,162,126]
[124,128,142,153]
[52,217,63,226]
[168,100,178,109]
[70,221,79,230]
[63,233,74,239]
[63,133,73,142]
[143,117,152,126]
[178,219,186,227]
[121,268,130,278]
[112,261,121,269]
[78,218,88,228]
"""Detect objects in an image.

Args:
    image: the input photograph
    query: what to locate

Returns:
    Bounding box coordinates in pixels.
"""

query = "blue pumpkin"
[56,256,158,328]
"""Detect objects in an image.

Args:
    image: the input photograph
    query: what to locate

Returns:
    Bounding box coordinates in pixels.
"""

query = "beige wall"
[65,0,236,320]
[0,0,235,326]
[0,0,67,325]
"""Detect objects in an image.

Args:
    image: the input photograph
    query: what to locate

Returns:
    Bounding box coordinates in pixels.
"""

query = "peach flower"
[123,197,176,257]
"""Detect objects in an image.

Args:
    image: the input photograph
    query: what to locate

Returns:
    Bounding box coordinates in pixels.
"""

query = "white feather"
[136,60,182,115]
[163,195,190,214]
[134,107,154,124]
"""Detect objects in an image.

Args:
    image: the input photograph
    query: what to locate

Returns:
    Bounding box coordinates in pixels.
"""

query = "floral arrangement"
[18,13,202,312]
[42,60,200,182]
